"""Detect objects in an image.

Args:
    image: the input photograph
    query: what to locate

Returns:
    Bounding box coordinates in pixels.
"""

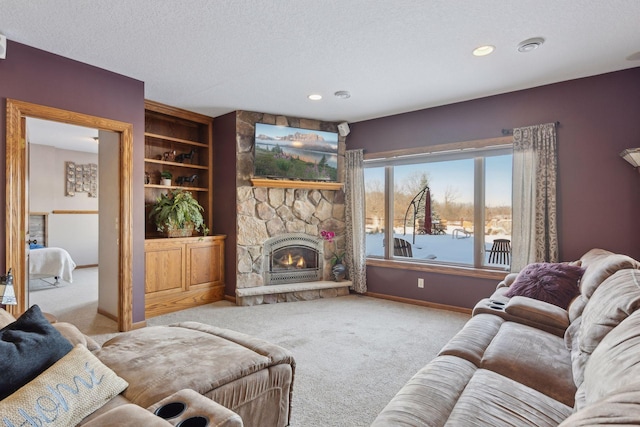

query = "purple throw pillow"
[505,262,585,309]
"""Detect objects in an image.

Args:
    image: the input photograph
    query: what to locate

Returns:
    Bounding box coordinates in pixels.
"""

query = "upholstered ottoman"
[93,322,295,427]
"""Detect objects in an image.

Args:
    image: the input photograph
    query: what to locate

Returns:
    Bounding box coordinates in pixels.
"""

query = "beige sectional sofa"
[372,248,640,426]
[0,310,295,427]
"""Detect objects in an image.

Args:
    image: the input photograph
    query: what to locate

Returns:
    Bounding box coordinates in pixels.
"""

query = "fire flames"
[276,252,307,269]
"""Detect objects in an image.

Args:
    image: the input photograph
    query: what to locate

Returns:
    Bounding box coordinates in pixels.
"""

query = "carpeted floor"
[28,271,471,426]
[145,295,470,427]
[28,267,119,336]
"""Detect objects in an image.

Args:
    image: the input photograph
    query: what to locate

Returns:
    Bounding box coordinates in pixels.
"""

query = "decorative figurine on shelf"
[175,149,196,163]
[163,150,176,162]
[144,172,150,185]
[176,174,199,186]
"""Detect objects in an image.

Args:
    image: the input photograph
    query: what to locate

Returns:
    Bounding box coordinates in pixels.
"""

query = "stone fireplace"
[232,111,351,306]
[263,233,323,285]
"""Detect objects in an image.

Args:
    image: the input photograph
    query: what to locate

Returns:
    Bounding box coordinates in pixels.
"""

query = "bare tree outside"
[365,174,385,233]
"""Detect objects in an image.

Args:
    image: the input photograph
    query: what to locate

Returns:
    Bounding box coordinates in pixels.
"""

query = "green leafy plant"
[160,170,173,179]
[149,189,205,235]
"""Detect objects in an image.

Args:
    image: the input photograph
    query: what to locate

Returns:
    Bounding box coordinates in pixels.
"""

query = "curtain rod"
[501,121,560,136]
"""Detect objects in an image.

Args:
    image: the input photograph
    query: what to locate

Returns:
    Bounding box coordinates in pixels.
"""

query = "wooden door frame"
[5,99,134,331]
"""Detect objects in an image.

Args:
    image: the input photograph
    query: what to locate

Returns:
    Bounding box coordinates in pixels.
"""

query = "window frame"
[364,136,513,278]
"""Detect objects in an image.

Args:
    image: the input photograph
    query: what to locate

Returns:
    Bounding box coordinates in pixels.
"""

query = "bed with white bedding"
[29,247,77,284]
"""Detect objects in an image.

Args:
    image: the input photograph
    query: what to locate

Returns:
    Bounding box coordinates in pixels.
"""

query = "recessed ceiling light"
[517,37,545,53]
[308,94,322,101]
[334,90,351,99]
[472,45,495,57]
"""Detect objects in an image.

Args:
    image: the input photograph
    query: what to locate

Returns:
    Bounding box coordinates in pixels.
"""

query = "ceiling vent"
[517,37,545,53]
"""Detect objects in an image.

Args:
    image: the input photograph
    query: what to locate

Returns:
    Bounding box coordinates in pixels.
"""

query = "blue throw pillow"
[0,305,73,400]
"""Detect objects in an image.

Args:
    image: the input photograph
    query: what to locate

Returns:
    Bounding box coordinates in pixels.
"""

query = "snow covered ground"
[365,226,511,270]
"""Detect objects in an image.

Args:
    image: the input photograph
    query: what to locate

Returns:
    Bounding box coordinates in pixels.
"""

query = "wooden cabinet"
[145,236,226,318]
[144,101,225,317]
[144,100,213,237]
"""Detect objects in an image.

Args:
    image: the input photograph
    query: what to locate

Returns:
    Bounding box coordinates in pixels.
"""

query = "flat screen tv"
[254,123,338,182]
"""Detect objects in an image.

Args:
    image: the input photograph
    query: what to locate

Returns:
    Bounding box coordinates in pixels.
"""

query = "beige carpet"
[28,267,119,336]
[28,272,471,426]
[145,295,470,427]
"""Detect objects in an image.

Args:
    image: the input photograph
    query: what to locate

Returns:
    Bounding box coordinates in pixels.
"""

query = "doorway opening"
[5,99,134,331]
[26,118,119,334]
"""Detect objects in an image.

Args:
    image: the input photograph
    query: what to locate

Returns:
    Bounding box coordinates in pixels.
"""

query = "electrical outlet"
[418,278,424,288]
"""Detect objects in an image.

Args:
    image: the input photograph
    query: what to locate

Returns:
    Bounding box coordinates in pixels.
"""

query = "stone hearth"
[236,281,351,306]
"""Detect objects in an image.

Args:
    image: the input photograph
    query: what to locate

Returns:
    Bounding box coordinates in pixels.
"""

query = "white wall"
[98,131,120,318]
[29,144,99,266]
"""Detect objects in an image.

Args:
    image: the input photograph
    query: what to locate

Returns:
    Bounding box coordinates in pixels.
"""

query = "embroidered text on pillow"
[0,345,128,427]
[3,362,105,425]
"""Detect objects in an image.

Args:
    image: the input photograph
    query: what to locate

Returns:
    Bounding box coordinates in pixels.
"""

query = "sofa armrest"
[473,296,569,337]
[81,404,173,426]
[496,272,519,289]
[148,389,243,427]
[53,321,101,351]
[505,296,570,331]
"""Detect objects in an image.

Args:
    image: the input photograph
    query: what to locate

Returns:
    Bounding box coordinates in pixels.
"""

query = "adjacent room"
[1,1,640,426]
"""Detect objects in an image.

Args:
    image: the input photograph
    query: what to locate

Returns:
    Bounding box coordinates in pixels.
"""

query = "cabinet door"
[187,239,224,288]
[145,240,186,295]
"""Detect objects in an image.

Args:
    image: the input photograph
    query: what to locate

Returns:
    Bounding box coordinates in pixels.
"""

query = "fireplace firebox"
[263,233,323,285]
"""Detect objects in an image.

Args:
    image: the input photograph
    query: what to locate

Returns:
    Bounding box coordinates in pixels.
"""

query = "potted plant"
[149,189,205,238]
[160,171,172,186]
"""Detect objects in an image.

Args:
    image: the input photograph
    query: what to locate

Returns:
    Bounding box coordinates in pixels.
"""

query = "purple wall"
[212,112,238,296]
[0,41,146,322]
[349,68,640,309]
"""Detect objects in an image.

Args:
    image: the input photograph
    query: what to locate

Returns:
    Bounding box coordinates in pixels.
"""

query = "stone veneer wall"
[235,111,347,292]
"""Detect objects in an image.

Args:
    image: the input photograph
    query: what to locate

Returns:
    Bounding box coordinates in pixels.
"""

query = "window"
[364,145,512,269]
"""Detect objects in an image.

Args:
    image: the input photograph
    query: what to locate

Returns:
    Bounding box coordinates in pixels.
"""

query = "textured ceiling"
[2,0,640,125]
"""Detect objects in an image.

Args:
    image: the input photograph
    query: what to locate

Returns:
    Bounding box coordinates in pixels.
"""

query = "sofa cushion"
[579,253,640,298]
[559,384,640,426]
[568,295,588,322]
[564,316,590,389]
[0,345,128,427]
[578,269,640,354]
[481,322,575,406]
[445,369,573,427]
[370,355,477,427]
[579,309,640,410]
[505,262,584,309]
[579,248,614,267]
[0,304,73,400]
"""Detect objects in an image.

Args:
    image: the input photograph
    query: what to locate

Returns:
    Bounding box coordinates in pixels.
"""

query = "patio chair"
[393,238,413,257]
[488,239,511,265]
[452,228,472,239]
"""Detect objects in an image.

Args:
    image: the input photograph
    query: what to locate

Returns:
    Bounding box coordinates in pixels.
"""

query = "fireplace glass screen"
[271,245,319,272]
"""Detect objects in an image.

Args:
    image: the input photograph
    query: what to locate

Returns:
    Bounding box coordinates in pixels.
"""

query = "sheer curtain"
[511,122,559,271]
[344,149,367,293]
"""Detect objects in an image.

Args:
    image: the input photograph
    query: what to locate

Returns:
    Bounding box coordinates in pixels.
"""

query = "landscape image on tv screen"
[254,123,338,181]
